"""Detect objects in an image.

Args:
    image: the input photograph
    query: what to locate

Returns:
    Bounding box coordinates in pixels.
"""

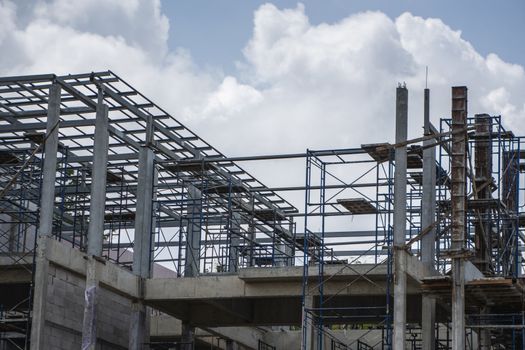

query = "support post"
[474,114,492,274]
[226,339,239,350]
[182,184,202,350]
[302,294,315,350]
[129,139,156,350]
[81,89,109,350]
[473,114,492,350]
[229,209,241,272]
[451,86,468,350]
[393,85,408,350]
[184,184,202,277]
[30,83,61,350]
[181,323,195,350]
[421,88,436,350]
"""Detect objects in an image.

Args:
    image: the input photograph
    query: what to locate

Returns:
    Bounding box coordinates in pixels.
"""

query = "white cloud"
[0,0,523,158]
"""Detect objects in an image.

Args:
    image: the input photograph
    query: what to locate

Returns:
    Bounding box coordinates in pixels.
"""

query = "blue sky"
[162,0,525,73]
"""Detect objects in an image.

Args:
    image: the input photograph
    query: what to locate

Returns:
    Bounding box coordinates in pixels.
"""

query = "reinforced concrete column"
[451,86,468,350]
[248,197,256,267]
[226,339,239,350]
[393,85,408,350]
[30,83,61,350]
[421,88,437,350]
[229,209,241,272]
[184,184,202,277]
[182,184,202,350]
[181,323,195,350]
[302,294,315,350]
[81,89,109,350]
[129,140,156,350]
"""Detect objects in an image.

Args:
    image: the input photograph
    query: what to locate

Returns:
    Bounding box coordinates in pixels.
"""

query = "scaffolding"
[0,72,300,348]
[0,73,524,349]
[298,97,525,349]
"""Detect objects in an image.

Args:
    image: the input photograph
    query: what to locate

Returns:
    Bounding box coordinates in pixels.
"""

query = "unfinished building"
[0,72,524,350]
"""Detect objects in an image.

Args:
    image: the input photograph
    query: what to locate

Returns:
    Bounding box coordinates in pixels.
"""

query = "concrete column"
[182,184,201,350]
[479,307,491,350]
[248,222,256,267]
[184,184,202,277]
[229,210,241,272]
[129,144,156,350]
[226,339,239,350]
[181,322,195,350]
[248,197,256,267]
[129,302,149,350]
[451,86,468,350]
[81,89,109,350]
[474,115,492,350]
[474,114,492,274]
[81,257,98,350]
[393,86,408,350]
[30,83,61,350]
[421,88,437,349]
[301,294,315,350]
[86,90,109,257]
[132,146,156,278]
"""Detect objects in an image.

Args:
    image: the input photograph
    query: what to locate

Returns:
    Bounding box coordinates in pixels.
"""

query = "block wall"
[42,262,131,349]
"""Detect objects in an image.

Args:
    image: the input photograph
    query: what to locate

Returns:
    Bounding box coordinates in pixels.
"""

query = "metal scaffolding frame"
[0,73,524,349]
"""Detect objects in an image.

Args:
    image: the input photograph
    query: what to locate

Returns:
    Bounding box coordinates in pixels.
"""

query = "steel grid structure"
[0,71,300,272]
[298,92,525,349]
[0,73,524,349]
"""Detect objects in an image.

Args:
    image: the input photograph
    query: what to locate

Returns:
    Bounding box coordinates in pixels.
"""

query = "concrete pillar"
[181,322,195,350]
[30,83,61,350]
[421,88,437,350]
[474,115,492,350]
[229,209,241,272]
[226,339,239,350]
[393,85,408,350]
[129,144,156,350]
[474,114,492,274]
[81,89,109,350]
[248,197,256,267]
[182,184,202,350]
[451,86,468,350]
[132,146,156,278]
[184,184,202,277]
[301,294,315,350]
[248,222,256,267]
[86,89,109,257]
[479,307,491,350]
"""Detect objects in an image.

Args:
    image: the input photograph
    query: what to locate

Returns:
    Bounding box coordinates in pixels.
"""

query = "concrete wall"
[43,263,131,349]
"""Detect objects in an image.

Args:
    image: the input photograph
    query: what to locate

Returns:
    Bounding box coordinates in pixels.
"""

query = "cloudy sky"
[1,0,524,161]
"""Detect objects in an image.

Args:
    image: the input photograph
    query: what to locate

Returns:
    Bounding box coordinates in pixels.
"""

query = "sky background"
[162,0,525,73]
[0,0,524,192]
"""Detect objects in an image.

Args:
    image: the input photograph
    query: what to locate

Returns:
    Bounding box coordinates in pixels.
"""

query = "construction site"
[0,71,523,350]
